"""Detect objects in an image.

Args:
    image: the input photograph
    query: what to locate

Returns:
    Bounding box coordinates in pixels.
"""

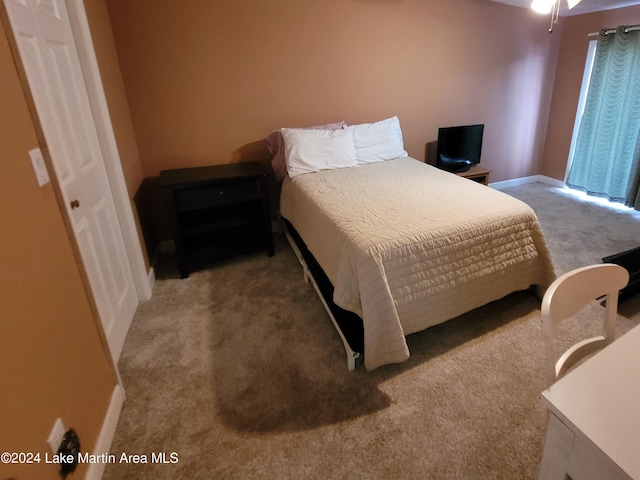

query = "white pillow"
[281,127,357,178]
[351,116,408,164]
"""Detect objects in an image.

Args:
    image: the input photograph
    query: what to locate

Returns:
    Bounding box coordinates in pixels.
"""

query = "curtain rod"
[588,25,640,37]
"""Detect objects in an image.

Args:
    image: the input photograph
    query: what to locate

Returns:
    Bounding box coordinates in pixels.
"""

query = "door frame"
[564,39,597,184]
[64,0,153,302]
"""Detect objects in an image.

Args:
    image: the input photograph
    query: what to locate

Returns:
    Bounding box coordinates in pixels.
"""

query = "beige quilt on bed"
[280,157,556,370]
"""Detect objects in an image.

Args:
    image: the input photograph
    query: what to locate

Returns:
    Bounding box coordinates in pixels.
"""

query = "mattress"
[280,157,556,370]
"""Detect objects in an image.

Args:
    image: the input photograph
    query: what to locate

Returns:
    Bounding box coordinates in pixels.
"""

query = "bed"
[269,117,557,371]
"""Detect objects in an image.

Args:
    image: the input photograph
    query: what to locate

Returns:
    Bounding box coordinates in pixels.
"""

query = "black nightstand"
[159,162,274,278]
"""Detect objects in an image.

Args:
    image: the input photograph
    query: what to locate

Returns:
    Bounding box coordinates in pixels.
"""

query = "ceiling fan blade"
[567,0,583,8]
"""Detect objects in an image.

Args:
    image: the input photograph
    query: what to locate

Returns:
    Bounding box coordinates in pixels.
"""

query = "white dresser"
[539,324,640,480]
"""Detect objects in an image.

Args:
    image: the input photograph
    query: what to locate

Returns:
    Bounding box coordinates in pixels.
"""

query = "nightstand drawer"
[174,181,259,211]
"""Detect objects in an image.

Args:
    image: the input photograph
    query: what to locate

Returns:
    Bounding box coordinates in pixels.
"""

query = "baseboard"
[538,175,565,188]
[490,175,565,190]
[85,384,125,480]
[490,175,540,189]
[146,266,156,296]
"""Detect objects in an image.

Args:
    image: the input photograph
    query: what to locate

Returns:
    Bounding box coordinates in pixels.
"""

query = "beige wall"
[541,4,640,181]
[84,0,144,200]
[0,10,116,480]
[106,0,564,183]
[83,0,150,268]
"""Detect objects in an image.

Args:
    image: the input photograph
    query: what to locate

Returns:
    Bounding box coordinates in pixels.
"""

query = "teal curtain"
[626,130,640,209]
[566,26,640,208]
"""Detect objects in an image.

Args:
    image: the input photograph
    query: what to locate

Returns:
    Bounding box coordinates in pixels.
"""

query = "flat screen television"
[436,124,484,173]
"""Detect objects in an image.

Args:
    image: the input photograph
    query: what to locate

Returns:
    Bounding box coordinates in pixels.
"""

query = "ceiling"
[489,0,640,16]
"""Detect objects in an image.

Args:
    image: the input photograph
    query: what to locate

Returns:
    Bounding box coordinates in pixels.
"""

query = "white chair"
[541,263,629,386]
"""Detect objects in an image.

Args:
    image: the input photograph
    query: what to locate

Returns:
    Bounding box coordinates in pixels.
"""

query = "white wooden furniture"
[538,324,640,480]
[541,263,629,386]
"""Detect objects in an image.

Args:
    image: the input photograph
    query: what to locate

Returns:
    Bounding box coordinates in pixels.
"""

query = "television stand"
[456,165,491,185]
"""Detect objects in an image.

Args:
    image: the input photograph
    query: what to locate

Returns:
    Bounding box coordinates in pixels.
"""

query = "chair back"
[541,263,629,386]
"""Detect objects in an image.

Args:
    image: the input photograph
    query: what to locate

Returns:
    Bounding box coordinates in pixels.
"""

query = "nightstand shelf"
[456,165,491,185]
[159,162,274,278]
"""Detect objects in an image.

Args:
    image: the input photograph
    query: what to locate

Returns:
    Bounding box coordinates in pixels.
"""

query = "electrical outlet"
[47,420,81,477]
[28,147,50,187]
[58,429,80,476]
[47,418,66,454]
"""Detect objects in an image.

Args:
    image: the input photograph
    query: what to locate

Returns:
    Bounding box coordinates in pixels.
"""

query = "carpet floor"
[103,182,640,480]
